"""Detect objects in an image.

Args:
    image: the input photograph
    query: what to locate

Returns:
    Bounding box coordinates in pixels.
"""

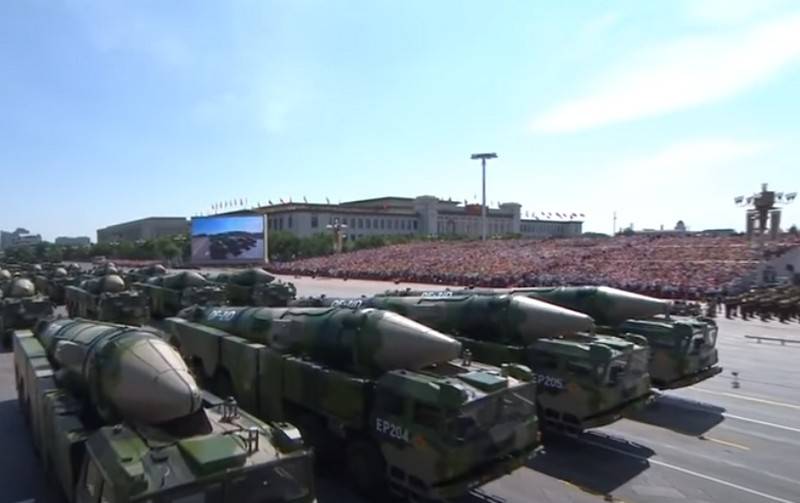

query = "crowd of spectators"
[270,235,800,299]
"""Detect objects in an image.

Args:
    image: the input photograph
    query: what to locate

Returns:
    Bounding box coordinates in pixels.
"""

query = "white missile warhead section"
[509,295,595,342]
[364,309,463,371]
[596,286,670,321]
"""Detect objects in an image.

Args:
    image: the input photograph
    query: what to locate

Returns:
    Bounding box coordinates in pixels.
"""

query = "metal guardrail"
[745,335,800,345]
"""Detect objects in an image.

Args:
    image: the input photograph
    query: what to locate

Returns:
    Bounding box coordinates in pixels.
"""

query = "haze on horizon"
[1,0,799,242]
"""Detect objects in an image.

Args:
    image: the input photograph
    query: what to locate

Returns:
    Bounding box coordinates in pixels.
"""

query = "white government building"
[225,195,582,241]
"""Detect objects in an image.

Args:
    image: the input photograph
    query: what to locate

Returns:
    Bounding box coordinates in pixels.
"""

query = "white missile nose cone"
[371,310,462,371]
[112,336,202,424]
[511,296,595,342]
[598,287,670,321]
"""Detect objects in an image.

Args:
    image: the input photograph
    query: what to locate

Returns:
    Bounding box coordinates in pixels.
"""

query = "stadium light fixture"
[470,153,498,240]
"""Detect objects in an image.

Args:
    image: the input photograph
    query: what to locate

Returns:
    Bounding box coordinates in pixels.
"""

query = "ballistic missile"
[176,305,462,374]
[294,293,595,342]
[506,286,670,326]
[37,318,201,424]
[6,278,36,298]
[81,274,126,294]
[228,268,275,286]
[150,271,208,289]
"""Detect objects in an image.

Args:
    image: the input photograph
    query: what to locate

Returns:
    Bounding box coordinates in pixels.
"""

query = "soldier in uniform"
[724,293,738,319]
[740,293,754,321]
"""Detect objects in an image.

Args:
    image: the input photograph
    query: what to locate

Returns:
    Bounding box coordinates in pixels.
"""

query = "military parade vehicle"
[33,266,79,305]
[210,267,297,307]
[124,264,168,286]
[137,271,226,318]
[1,277,54,349]
[165,304,541,500]
[485,286,723,389]
[14,317,316,503]
[294,293,652,433]
[65,274,149,325]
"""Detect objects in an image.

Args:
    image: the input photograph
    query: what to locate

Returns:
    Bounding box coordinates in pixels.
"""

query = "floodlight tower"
[470,152,498,240]
[734,183,796,241]
[326,218,348,253]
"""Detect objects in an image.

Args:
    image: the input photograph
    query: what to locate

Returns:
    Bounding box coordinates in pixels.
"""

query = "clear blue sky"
[2,0,799,241]
[192,215,264,236]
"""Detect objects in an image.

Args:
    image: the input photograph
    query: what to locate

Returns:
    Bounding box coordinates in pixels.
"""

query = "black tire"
[346,438,387,499]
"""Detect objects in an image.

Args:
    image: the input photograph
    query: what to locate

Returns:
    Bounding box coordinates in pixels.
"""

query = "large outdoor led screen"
[191,215,267,265]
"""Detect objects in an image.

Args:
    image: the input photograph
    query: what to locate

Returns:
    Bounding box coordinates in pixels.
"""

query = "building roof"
[98,217,188,230]
[224,203,417,217]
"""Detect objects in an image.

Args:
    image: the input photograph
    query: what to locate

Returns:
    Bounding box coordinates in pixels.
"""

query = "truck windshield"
[445,384,536,442]
[604,358,628,386]
[686,328,710,355]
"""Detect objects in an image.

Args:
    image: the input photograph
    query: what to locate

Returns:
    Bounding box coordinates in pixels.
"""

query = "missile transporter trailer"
[210,268,297,307]
[65,274,150,326]
[495,286,723,389]
[137,271,227,318]
[13,318,316,503]
[165,305,541,501]
[1,278,54,349]
[295,294,652,434]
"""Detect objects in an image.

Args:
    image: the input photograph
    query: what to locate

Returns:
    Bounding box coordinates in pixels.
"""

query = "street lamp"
[470,153,498,240]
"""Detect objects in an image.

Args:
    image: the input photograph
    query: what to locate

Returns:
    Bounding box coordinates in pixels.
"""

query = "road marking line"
[722,413,800,434]
[578,437,795,503]
[692,388,800,410]
[698,435,750,451]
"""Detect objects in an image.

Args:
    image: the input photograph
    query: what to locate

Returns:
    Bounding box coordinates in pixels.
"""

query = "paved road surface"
[2,275,799,503]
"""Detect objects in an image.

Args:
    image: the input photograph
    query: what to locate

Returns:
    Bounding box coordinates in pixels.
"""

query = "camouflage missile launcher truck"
[65,274,150,326]
[124,264,167,287]
[491,286,722,389]
[137,271,226,318]
[165,305,541,501]
[14,318,316,503]
[34,266,80,305]
[211,268,297,307]
[91,262,121,277]
[1,278,54,349]
[295,293,652,433]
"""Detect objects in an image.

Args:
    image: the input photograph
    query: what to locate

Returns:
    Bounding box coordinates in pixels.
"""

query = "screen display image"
[191,215,267,264]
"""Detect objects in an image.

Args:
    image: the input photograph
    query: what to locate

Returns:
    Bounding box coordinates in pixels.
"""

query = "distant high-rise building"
[0,228,43,250]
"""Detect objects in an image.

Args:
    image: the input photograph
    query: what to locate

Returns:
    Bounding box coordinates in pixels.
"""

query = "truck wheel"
[346,439,387,499]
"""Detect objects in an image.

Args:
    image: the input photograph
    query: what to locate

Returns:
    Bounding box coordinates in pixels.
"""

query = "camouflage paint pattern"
[13,319,315,503]
[1,278,53,348]
[136,272,227,318]
[123,264,167,286]
[165,305,541,500]
[210,268,297,307]
[292,294,651,433]
[65,275,150,326]
[492,286,722,390]
[605,316,721,389]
